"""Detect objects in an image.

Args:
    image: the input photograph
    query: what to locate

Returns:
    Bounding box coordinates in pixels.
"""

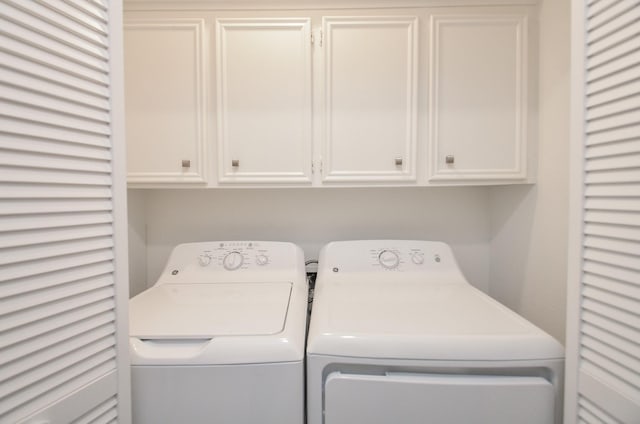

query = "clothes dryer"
[307,240,564,424]
[130,241,307,424]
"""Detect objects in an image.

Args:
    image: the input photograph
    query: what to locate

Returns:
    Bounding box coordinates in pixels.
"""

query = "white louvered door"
[0,1,131,423]
[565,0,640,423]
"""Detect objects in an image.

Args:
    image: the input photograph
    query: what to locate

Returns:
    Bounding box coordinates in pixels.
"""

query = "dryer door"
[324,372,555,424]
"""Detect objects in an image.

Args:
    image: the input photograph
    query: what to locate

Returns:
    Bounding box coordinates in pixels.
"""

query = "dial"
[223,251,244,271]
[255,254,269,266]
[411,252,425,265]
[198,254,212,267]
[378,250,400,269]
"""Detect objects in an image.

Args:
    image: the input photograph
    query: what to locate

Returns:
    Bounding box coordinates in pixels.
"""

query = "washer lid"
[130,283,292,338]
[307,281,564,361]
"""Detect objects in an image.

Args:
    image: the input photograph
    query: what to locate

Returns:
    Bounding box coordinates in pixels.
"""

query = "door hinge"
[311,30,323,47]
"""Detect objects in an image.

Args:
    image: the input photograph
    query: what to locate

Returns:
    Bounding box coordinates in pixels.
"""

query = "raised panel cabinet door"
[124,18,208,185]
[428,12,529,181]
[216,18,312,184]
[322,16,418,183]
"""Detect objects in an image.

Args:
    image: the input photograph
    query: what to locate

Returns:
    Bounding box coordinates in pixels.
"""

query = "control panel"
[319,240,455,274]
[163,241,306,280]
[196,242,273,271]
[368,247,440,271]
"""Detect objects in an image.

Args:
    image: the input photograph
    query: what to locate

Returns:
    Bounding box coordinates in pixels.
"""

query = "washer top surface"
[307,240,564,361]
[130,282,291,338]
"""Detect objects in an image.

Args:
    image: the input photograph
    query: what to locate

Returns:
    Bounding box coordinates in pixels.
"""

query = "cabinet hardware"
[232,159,240,167]
[445,155,455,164]
[181,159,191,168]
[395,157,403,166]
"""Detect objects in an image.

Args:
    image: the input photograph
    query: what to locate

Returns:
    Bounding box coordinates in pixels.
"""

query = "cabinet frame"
[124,17,209,186]
[321,16,420,183]
[215,17,314,184]
[427,12,530,182]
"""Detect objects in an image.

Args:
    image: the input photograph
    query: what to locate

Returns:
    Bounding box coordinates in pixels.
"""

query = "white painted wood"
[216,18,313,184]
[0,0,131,423]
[124,0,540,12]
[565,0,640,422]
[428,10,529,181]
[322,16,418,183]
[124,17,208,185]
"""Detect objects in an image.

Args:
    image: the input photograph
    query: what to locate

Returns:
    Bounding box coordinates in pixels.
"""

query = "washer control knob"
[411,252,425,265]
[255,254,269,266]
[378,250,400,269]
[223,251,244,271]
[198,254,212,267]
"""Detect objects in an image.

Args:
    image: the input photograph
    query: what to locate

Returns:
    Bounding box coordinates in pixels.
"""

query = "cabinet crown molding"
[125,0,538,11]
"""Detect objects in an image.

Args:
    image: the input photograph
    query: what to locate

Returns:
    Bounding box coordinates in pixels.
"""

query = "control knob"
[223,251,244,271]
[256,254,269,266]
[198,254,212,267]
[378,250,400,269]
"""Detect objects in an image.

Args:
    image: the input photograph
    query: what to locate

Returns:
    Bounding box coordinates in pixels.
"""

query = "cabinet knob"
[231,159,240,167]
[395,157,403,166]
[181,159,191,168]
[445,155,455,165]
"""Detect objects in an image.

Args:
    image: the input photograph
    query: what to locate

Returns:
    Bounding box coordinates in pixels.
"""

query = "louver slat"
[0,51,109,100]
[1,2,108,60]
[0,301,115,351]
[584,235,640,256]
[72,397,118,424]
[587,26,640,70]
[582,322,640,362]
[0,33,108,86]
[1,311,115,364]
[587,4,640,46]
[0,83,111,123]
[0,0,124,421]
[578,397,621,424]
[0,135,111,160]
[4,0,108,48]
[575,1,640,420]
[586,0,639,32]
[0,223,113,248]
[586,139,640,159]
[587,79,640,108]
[586,93,640,121]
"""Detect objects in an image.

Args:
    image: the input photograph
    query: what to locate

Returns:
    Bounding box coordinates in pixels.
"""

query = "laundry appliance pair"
[129,240,564,424]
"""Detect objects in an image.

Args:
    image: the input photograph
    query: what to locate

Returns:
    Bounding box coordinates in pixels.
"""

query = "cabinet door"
[216,18,312,184]
[124,18,208,185]
[428,11,530,181]
[322,16,418,183]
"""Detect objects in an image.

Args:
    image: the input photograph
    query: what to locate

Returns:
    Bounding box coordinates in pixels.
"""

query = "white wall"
[127,190,148,297]
[489,0,570,343]
[128,186,492,293]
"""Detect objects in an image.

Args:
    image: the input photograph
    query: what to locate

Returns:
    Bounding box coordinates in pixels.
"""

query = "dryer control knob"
[198,254,212,267]
[378,250,400,269]
[256,254,269,266]
[223,251,244,271]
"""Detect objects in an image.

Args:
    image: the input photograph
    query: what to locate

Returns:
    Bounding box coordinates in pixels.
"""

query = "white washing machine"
[307,240,564,424]
[129,241,307,424]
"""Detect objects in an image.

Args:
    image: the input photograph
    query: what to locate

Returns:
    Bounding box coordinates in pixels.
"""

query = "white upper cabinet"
[427,9,532,182]
[124,17,209,186]
[123,3,537,187]
[322,16,418,183]
[216,18,313,184]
